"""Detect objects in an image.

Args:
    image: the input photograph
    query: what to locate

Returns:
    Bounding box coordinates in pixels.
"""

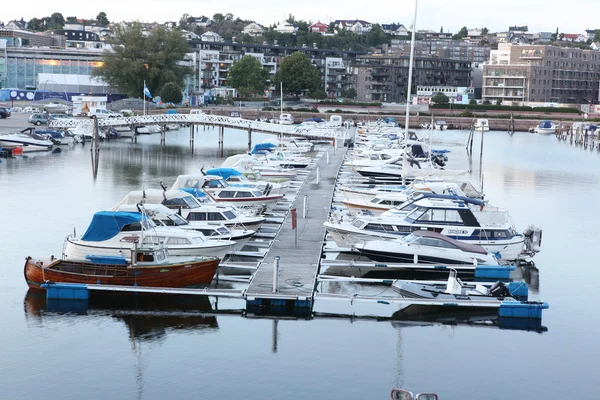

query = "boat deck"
[245,145,347,312]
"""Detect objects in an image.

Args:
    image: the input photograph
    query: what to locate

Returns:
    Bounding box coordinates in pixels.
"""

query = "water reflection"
[24,290,219,342]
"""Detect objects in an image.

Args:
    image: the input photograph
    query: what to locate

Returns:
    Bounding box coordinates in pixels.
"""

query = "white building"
[243,23,265,37]
[488,43,512,65]
[200,31,224,42]
[274,23,298,34]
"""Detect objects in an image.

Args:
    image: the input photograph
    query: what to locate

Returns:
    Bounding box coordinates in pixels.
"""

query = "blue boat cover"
[205,167,242,180]
[81,211,142,242]
[304,117,325,123]
[250,143,277,154]
[539,120,552,128]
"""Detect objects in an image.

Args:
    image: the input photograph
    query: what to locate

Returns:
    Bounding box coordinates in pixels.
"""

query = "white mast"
[402,0,419,186]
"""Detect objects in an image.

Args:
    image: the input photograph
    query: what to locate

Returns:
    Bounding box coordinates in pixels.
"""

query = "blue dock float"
[474,264,516,280]
[42,283,90,300]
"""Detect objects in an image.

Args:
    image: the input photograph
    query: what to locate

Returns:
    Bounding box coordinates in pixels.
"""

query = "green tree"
[92,22,191,98]
[273,52,322,96]
[366,24,387,47]
[481,27,489,35]
[594,30,600,42]
[228,55,269,97]
[345,88,357,99]
[213,13,225,23]
[308,89,327,99]
[453,26,468,40]
[96,12,109,26]
[27,18,45,31]
[160,82,183,103]
[431,92,449,105]
[47,12,65,30]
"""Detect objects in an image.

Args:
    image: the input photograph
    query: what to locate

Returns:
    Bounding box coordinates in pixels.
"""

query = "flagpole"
[143,80,146,116]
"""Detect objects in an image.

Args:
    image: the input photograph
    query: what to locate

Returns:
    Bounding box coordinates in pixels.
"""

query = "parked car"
[89,109,123,119]
[0,106,11,119]
[23,106,41,113]
[10,107,23,113]
[49,113,75,121]
[28,113,49,125]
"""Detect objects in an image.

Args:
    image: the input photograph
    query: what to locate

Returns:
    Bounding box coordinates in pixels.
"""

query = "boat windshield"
[223,211,237,220]
[405,207,427,223]
[167,213,188,226]
[403,233,419,243]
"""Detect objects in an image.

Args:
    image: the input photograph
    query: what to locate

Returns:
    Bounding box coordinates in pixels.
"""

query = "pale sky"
[4,0,600,34]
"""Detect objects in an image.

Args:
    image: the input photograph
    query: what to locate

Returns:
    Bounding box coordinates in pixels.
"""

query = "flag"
[143,83,152,99]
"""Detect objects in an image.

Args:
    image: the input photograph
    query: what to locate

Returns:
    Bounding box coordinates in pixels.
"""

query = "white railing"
[48,114,344,139]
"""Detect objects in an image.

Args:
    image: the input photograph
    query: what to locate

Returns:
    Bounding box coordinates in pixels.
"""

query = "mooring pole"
[272,256,280,293]
[218,125,224,157]
[316,167,320,184]
[303,195,308,219]
[326,150,330,165]
[248,127,252,151]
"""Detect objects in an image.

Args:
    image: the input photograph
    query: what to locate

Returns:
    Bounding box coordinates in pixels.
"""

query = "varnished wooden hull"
[24,257,220,290]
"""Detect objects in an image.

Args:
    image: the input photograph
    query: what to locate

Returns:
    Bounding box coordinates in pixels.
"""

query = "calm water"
[1,128,598,399]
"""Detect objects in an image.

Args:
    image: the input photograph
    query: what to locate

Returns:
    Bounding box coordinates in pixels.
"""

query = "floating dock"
[245,146,348,314]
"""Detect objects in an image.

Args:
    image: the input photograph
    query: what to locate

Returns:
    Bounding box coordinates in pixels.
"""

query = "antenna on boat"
[402,0,419,186]
[159,181,167,191]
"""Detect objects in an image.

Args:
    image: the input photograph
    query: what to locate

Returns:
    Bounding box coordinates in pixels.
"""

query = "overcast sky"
[3,0,600,34]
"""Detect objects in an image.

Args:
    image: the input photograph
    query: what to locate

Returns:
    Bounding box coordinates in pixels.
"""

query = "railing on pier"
[48,114,344,140]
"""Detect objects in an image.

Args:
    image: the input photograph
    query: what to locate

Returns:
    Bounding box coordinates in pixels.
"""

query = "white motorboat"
[474,119,490,131]
[63,211,236,260]
[113,189,266,231]
[170,174,285,210]
[434,120,447,130]
[116,204,256,251]
[220,154,297,182]
[205,168,288,194]
[31,129,77,146]
[42,102,69,114]
[108,126,135,138]
[68,124,105,140]
[532,120,557,134]
[165,124,180,131]
[136,125,161,134]
[279,113,294,125]
[0,132,54,152]
[323,193,541,261]
[355,158,462,182]
[354,230,499,265]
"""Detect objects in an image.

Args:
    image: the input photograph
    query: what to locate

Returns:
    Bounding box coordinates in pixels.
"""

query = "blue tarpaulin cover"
[205,168,242,180]
[81,211,142,242]
[250,143,277,154]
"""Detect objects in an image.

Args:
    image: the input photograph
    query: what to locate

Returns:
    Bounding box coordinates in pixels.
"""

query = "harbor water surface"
[0,127,598,399]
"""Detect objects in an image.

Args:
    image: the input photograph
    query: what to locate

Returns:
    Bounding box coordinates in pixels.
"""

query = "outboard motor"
[489,281,512,298]
[523,225,543,255]
[431,154,446,168]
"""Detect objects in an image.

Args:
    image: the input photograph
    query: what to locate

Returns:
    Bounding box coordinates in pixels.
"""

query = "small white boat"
[279,113,294,125]
[63,211,235,260]
[111,126,135,138]
[42,102,69,114]
[165,124,180,131]
[354,231,500,265]
[136,125,161,134]
[532,120,557,134]
[474,119,489,131]
[0,132,54,152]
[434,120,447,130]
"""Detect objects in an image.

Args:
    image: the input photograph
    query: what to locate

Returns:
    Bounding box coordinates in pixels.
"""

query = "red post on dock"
[291,208,298,248]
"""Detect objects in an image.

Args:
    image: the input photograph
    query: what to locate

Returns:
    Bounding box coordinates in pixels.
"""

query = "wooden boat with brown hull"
[24,250,220,291]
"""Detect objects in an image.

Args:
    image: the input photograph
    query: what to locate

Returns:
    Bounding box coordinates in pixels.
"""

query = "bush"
[459,109,475,117]
[160,82,183,104]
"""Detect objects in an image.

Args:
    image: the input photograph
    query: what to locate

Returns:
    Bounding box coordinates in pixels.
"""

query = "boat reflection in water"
[24,290,219,341]
[391,310,547,333]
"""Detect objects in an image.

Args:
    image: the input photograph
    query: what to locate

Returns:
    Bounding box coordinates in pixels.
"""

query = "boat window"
[445,210,463,223]
[403,233,418,243]
[168,214,188,226]
[155,218,172,226]
[397,202,417,211]
[227,176,241,182]
[121,222,142,231]
[205,180,227,188]
[405,207,427,222]
[251,191,263,197]
[187,212,206,221]
[166,237,191,245]
[183,197,201,208]
[164,198,188,207]
[235,191,253,198]
[352,219,366,229]
[218,191,236,198]
[143,236,165,244]
[364,223,396,233]
[369,198,381,204]
[156,250,166,261]
[197,228,212,235]
[494,230,509,238]
[417,209,433,222]
[206,213,225,221]
[216,227,229,235]
[223,211,237,220]
[137,252,154,262]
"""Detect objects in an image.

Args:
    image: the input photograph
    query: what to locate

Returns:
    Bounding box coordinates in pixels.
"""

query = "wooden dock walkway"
[245,144,348,314]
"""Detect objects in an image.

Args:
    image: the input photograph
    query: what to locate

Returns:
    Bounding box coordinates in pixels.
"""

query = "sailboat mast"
[402,0,419,186]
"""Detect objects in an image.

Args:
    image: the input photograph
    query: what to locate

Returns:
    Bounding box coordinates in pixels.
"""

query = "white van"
[89,109,123,119]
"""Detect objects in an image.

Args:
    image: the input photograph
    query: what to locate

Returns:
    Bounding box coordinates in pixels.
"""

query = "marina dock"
[245,145,348,314]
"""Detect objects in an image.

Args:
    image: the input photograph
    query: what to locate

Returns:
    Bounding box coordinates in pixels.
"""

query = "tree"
[308,89,327,99]
[346,88,357,99]
[228,55,269,97]
[160,82,183,104]
[213,13,225,23]
[453,26,468,40]
[366,24,387,47]
[595,30,600,42]
[27,18,45,31]
[431,92,449,105]
[96,12,109,26]
[92,22,191,98]
[273,52,322,96]
[327,22,336,34]
[481,27,489,35]
[47,12,65,30]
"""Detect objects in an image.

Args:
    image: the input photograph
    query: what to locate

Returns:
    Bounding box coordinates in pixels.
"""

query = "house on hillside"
[381,23,408,36]
[182,30,200,41]
[243,23,264,37]
[274,23,298,33]
[562,33,586,42]
[309,21,328,34]
[534,32,554,43]
[194,16,212,28]
[6,20,27,30]
[591,42,600,51]
[418,30,452,40]
[200,31,223,42]
[334,20,372,35]
[585,29,600,41]
[164,21,178,29]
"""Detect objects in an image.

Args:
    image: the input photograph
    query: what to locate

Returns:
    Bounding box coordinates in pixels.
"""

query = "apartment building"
[349,53,472,103]
[391,39,490,65]
[483,43,600,104]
